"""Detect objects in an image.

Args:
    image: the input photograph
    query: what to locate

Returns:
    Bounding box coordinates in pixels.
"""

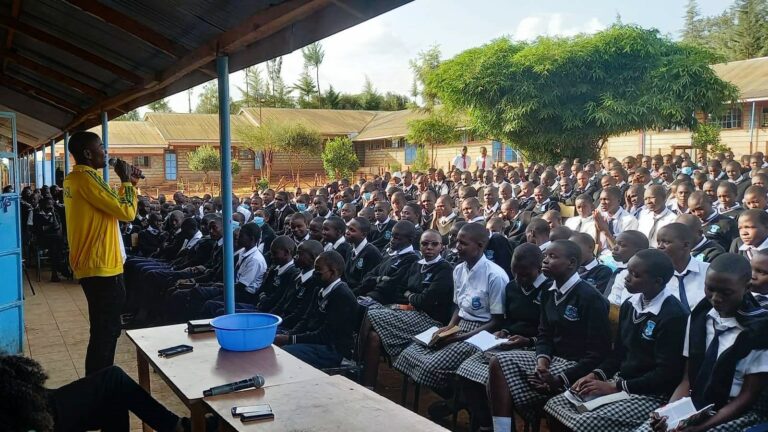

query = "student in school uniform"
[742,185,768,210]
[749,250,768,308]
[642,254,768,432]
[461,197,487,225]
[485,240,611,432]
[288,213,311,245]
[368,201,397,252]
[637,185,676,248]
[274,240,324,331]
[343,217,382,293]
[357,221,420,302]
[321,217,353,263]
[594,186,639,256]
[564,194,598,242]
[532,185,561,216]
[572,232,613,295]
[274,251,358,369]
[456,243,553,430]
[716,182,744,220]
[688,191,737,251]
[677,214,726,263]
[544,249,688,432]
[730,209,768,260]
[394,223,507,393]
[361,230,454,388]
[432,195,463,240]
[656,223,709,313]
[526,217,552,251]
[606,231,650,306]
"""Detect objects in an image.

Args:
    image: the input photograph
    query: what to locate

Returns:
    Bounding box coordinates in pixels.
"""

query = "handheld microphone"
[203,375,265,397]
[108,157,145,179]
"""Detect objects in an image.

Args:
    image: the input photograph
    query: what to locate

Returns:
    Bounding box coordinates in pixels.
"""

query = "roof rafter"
[0,73,81,112]
[2,49,105,98]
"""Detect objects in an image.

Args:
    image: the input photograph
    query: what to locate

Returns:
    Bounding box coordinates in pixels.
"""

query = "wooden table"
[204,375,449,432]
[126,324,325,432]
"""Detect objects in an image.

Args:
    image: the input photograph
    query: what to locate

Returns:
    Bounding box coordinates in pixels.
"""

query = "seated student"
[340,202,356,224]
[273,240,324,330]
[433,195,462,240]
[572,232,612,295]
[688,191,737,251]
[487,221,514,278]
[343,217,382,292]
[716,182,744,220]
[677,213,726,263]
[750,250,768,308]
[357,221,420,303]
[564,194,597,242]
[369,201,397,251]
[444,220,467,266]
[669,181,694,215]
[0,356,190,432]
[137,213,164,257]
[743,185,768,210]
[485,240,611,431]
[456,243,553,430]
[33,196,69,281]
[541,210,562,230]
[361,229,454,388]
[308,216,325,242]
[550,226,573,242]
[288,212,311,245]
[656,223,709,313]
[605,231,651,305]
[730,209,768,260]
[486,216,505,235]
[594,186,639,256]
[526,217,552,251]
[461,197,487,224]
[394,223,507,392]
[544,249,688,432]
[274,251,358,369]
[321,216,353,262]
[532,185,560,215]
[643,254,768,432]
[252,209,276,255]
[400,202,425,249]
[637,185,676,248]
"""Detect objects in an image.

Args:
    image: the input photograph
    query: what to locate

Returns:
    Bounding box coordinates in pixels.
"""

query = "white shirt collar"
[550,272,581,295]
[539,241,552,251]
[532,273,547,288]
[277,260,295,276]
[376,217,391,226]
[583,258,598,271]
[418,255,443,265]
[739,236,768,251]
[693,236,708,250]
[652,207,672,219]
[321,278,342,298]
[485,202,500,213]
[538,198,551,206]
[706,308,744,331]
[299,269,314,283]
[469,215,485,223]
[217,237,224,246]
[333,236,346,249]
[389,245,415,256]
[676,256,703,276]
[629,289,671,315]
[439,212,457,224]
[353,238,369,256]
[240,245,260,259]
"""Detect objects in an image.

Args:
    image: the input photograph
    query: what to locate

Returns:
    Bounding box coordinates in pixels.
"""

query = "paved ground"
[22,274,536,431]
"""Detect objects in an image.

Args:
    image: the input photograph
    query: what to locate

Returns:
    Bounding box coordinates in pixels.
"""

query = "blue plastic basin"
[210,313,282,352]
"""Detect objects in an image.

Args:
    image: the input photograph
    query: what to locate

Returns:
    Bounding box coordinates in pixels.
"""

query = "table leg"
[191,401,208,432]
[137,347,152,432]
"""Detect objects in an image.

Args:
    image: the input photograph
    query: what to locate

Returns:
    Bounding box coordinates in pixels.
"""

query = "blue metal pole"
[41,144,47,186]
[33,147,38,188]
[64,131,70,175]
[50,139,55,185]
[102,112,109,183]
[217,55,235,315]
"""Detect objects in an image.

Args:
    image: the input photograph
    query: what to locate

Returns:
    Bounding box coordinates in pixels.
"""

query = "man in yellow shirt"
[64,131,141,376]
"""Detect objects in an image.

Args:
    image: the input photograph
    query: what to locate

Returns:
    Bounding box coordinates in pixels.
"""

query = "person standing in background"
[476,146,493,172]
[452,146,471,172]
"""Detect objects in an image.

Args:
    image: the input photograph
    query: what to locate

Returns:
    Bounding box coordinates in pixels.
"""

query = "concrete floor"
[22,273,536,432]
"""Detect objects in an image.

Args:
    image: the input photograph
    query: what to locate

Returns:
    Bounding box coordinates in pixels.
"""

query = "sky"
[160,0,730,114]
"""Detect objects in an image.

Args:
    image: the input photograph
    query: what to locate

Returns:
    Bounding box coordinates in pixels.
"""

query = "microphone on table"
[108,157,145,179]
[203,375,265,397]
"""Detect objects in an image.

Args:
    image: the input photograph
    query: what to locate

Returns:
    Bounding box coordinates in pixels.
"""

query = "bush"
[692,122,730,155]
[321,136,359,180]
[389,161,402,172]
[411,145,430,172]
[186,145,241,182]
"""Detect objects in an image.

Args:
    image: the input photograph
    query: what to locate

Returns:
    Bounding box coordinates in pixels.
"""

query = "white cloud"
[512,13,606,41]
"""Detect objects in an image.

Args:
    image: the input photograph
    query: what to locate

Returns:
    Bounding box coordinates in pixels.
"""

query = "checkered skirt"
[367,307,441,357]
[393,319,484,389]
[544,391,666,432]
[456,348,537,385]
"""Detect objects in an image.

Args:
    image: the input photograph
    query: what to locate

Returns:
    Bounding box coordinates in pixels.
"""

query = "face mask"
[297,203,307,211]
[336,201,344,209]
[599,254,619,271]
[254,216,265,226]
[363,192,372,201]
[681,167,693,175]
[231,220,240,229]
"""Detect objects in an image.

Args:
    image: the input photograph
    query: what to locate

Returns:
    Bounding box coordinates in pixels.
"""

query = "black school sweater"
[536,279,611,386]
[403,259,454,325]
[255,264,300,312]
[486,233,513,278]
[691,238,726,263]
[593,294,687,396]
[358,250,420,303]
[344,242,383,292]
[579,262,613,296]
[703,213,737,251]
[368,219,397,251]
[289,280,357,358]
[276,271,320,330]
[504,277,552,338]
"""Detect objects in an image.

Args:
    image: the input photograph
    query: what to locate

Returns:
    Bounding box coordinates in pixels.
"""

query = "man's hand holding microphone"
[110,158,144,186]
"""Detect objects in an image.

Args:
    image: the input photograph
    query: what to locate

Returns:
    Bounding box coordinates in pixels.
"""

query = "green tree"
[381,92,409,111]
[282,123,323,183]
[692,122,730,154]
[682,0,703,41]
[325,85,341,109]
[195,82,219,114]
[115,109,140,121]
[411,145,430,172]
[321,136,359,180]
[239,66,267,107]
[425,25,739,164]
[301,42,325,100]
[292,68,318,108]
[147,98,173,112]
[406,110,460,166]
[730,0,768,59]
[186,145,240,183]
[360,76,383,110]
[409,45,441,109]
[265,57,294,108]
[236,122,320,181]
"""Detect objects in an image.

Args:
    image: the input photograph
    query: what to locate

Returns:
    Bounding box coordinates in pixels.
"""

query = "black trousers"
[48,365,179,432]
[81,274,126,376]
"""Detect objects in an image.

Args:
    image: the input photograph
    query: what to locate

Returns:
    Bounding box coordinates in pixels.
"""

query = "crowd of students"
[15,146,768,432]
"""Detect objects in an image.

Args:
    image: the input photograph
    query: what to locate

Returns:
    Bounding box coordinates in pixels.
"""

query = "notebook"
[563,389,630,413]
[465,330,508,351]
[412,326,460,347]
[653,397,714,430]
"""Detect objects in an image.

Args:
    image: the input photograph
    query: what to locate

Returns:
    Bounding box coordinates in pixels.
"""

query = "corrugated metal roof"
[354,109,427,141]
[240,107,379,136]
[144,112,250,142]
[84,120,166,146]
[712,56,768,102]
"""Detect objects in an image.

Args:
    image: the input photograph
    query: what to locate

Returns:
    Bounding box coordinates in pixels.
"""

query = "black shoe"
[427,400,453,421]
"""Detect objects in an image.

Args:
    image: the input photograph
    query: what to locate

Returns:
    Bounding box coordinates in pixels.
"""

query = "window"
[236,148,254,159]
[504,145,521,163]
[715,108,742,129]
[762,107,768,128]
[133,156,151,168]
[404,142,417,165]
[164,152,177,181]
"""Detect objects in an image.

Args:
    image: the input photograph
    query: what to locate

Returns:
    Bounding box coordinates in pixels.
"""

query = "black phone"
[239,405,274,423]
[157,344,193,358]
[186,319,214,334]
[231,404,271,417]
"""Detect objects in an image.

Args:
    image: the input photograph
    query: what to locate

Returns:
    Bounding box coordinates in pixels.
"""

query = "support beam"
[2,0,21,73]
[0,73,81,113]
[32,145,38,188]
[50,138,55,185]
[0,16,144,84]
[64,131,70,175]
[2,50,105,98]
[217,55,235,314]
[101,112,108,182]
[41,143,46,186]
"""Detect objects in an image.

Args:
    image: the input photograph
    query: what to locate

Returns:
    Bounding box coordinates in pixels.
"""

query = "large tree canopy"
[426,25,739,163]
